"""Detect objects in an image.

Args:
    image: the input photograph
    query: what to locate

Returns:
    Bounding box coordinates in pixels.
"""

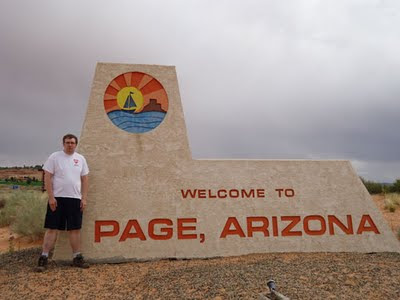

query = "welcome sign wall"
[54,63,399,262]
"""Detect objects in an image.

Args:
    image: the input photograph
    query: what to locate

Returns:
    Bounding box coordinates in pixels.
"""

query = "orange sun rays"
[104,72,168,113]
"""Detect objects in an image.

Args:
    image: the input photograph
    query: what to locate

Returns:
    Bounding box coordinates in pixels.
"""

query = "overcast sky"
[0,0,399,182]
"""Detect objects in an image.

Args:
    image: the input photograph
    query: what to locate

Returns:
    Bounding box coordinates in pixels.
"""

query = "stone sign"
[54,63,399,262]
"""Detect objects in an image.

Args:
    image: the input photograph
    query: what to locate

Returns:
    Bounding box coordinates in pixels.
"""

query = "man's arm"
[44,171,57,211]
[80,175,89,211]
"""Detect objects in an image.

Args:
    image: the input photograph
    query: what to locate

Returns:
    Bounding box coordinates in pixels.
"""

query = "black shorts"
[44,197,83,231]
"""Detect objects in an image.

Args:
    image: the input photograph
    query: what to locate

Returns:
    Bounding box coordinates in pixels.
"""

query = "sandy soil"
[0,227,42,253]
[372,194,400,237]
[1,249,399,299]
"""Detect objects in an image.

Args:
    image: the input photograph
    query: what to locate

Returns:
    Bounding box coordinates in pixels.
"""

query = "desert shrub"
[0,194,19,227]
[390,179,400,193]
[360,177,383,194]
[384,193,400,213]
[0,190,47,240]
[388,193,400,205]
[384,198,397,212]
[0,198,6,209]
[11,192,47,241]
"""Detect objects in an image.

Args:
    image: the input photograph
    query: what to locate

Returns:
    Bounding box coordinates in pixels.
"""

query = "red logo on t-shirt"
[73,159,79,166]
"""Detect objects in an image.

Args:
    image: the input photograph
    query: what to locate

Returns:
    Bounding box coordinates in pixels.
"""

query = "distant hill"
[0,167,43,181]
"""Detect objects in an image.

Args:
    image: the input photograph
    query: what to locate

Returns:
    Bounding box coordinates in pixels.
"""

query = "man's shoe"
[35,255,48,272]
[72,254,89,269]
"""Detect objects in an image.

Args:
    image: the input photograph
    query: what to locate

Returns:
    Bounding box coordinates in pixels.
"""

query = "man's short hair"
[63,134,78,145]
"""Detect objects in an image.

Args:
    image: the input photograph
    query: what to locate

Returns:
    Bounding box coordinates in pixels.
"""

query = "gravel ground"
[1,248,399,299]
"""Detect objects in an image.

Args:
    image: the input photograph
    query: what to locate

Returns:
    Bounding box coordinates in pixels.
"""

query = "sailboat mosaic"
[103,72,168,133]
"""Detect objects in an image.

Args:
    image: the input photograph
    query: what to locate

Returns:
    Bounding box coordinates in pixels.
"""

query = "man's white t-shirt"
[43,151,89,199]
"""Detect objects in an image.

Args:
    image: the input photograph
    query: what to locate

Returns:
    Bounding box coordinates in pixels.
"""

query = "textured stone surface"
[54,63,399,261]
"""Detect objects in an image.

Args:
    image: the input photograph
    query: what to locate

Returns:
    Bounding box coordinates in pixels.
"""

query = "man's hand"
[80,198,87,211]
[80,175,88,212]
[49,197,57,212]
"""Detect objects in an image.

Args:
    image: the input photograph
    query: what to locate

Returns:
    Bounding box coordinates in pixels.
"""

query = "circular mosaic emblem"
[103,72,168,133]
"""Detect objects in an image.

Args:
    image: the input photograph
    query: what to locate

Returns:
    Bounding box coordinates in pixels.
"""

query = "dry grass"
[0,198,6,209]
[384,193,400,212]
[0,190,47,241]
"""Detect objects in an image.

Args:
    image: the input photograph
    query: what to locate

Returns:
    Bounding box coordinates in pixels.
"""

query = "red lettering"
[281,216,302,236]
[303,215,326,235]
[208,190,217,198]
[180,188,266,199]
[229,189,239,198]
[256,189,265,198]
[272,216,278,236]
[217,189,227,198]
[285,189,295,197]
[180,189,197,199]
[95,220,119,243]
[357,215,380,234]
[220,217,246,238]
[276,188,295,198]
[198,189,206,198]
[328,215,353,235]
[119,220,146,241]
[242,189,255,198]
[177,218,197,239]
[148,219,173,240]
[247,217,269,237]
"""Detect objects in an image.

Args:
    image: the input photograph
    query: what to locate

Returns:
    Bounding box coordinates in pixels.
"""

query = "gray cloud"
[0,0,399,182]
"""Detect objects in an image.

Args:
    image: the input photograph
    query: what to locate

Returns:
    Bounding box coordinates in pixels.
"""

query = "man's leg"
[69,229,89,268]
[35,229,58,272]
[42,229,58,253]
[68,229,81,253]
[67,199,89,268]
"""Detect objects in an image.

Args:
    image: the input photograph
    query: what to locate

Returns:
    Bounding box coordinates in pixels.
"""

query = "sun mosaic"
[103,72,168,133]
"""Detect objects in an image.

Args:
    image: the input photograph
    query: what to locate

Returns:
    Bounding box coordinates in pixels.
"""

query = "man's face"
[63,138,77,154]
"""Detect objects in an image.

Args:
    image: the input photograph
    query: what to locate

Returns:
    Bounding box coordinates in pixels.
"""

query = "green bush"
[360,177,383,194]
[0,190,47,240]
[390,179,400,193]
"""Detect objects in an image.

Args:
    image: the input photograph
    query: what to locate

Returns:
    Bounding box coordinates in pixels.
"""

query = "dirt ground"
[1,248,399,299]
[0,227,42,253]
[371,194,400,237]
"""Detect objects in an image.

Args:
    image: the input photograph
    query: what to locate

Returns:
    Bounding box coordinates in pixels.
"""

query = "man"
[36,133,89,272]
